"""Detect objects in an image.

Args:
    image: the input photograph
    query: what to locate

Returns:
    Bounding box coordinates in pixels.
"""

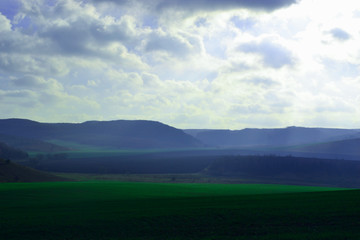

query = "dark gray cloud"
[0,53,68,76]
[13,0,138,59]
[0,89,36,100]
[11,75,63,91]
[155,0,298,12]
[39,18,134,57]
[12,75,45,88]
[90,0,298,12]
[41,24,91,56]
[329,28,351,41]
[0,0,20,20]
[238,40,295,68]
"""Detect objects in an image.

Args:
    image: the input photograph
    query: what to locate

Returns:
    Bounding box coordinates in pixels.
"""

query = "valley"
[1,118,360,239]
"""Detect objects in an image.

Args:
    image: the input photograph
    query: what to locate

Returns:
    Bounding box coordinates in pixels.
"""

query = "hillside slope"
[0,158,67,182]
[287,138,360,156]
[0,119,202,149]
[0,141,28,160]
[0,134,68,152]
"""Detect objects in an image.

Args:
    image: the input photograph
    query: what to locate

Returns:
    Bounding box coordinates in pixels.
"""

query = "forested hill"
[286,138,360,156]
[0,119,202,149]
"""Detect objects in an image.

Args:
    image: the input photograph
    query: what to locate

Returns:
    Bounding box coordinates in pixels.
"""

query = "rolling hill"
[0,118,203,149]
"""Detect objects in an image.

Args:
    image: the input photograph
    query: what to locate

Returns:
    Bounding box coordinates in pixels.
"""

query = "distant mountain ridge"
[185,127,360,148]
[286,138,360,157]
[1,118,360,160]
[0,118,203,149]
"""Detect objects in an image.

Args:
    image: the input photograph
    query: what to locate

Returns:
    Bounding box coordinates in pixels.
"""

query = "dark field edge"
[53,172,360,188]
[1,187,360,240]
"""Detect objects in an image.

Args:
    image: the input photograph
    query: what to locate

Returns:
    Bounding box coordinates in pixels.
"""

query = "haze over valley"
[1,118,360,187]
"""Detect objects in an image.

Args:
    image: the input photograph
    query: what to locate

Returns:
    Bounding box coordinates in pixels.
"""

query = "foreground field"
[0,182,359,239]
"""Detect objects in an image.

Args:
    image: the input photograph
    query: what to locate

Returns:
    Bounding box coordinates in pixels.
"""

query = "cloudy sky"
[1,0,360,129]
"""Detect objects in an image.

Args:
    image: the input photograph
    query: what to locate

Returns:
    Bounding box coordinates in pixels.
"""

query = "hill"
[0,158,67,182]
[0,118,202,149]
[188,127,359,147]
[0,134,68,152]
[286,138,360,157]
[0,141,28,160]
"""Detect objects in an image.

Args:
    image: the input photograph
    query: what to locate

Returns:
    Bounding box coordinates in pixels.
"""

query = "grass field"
[0,181,359,239]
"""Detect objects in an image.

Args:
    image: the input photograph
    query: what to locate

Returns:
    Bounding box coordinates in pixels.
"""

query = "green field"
[0,181,359,239]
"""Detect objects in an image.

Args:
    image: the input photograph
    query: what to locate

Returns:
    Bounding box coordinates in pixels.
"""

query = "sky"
[1,0,360,129]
